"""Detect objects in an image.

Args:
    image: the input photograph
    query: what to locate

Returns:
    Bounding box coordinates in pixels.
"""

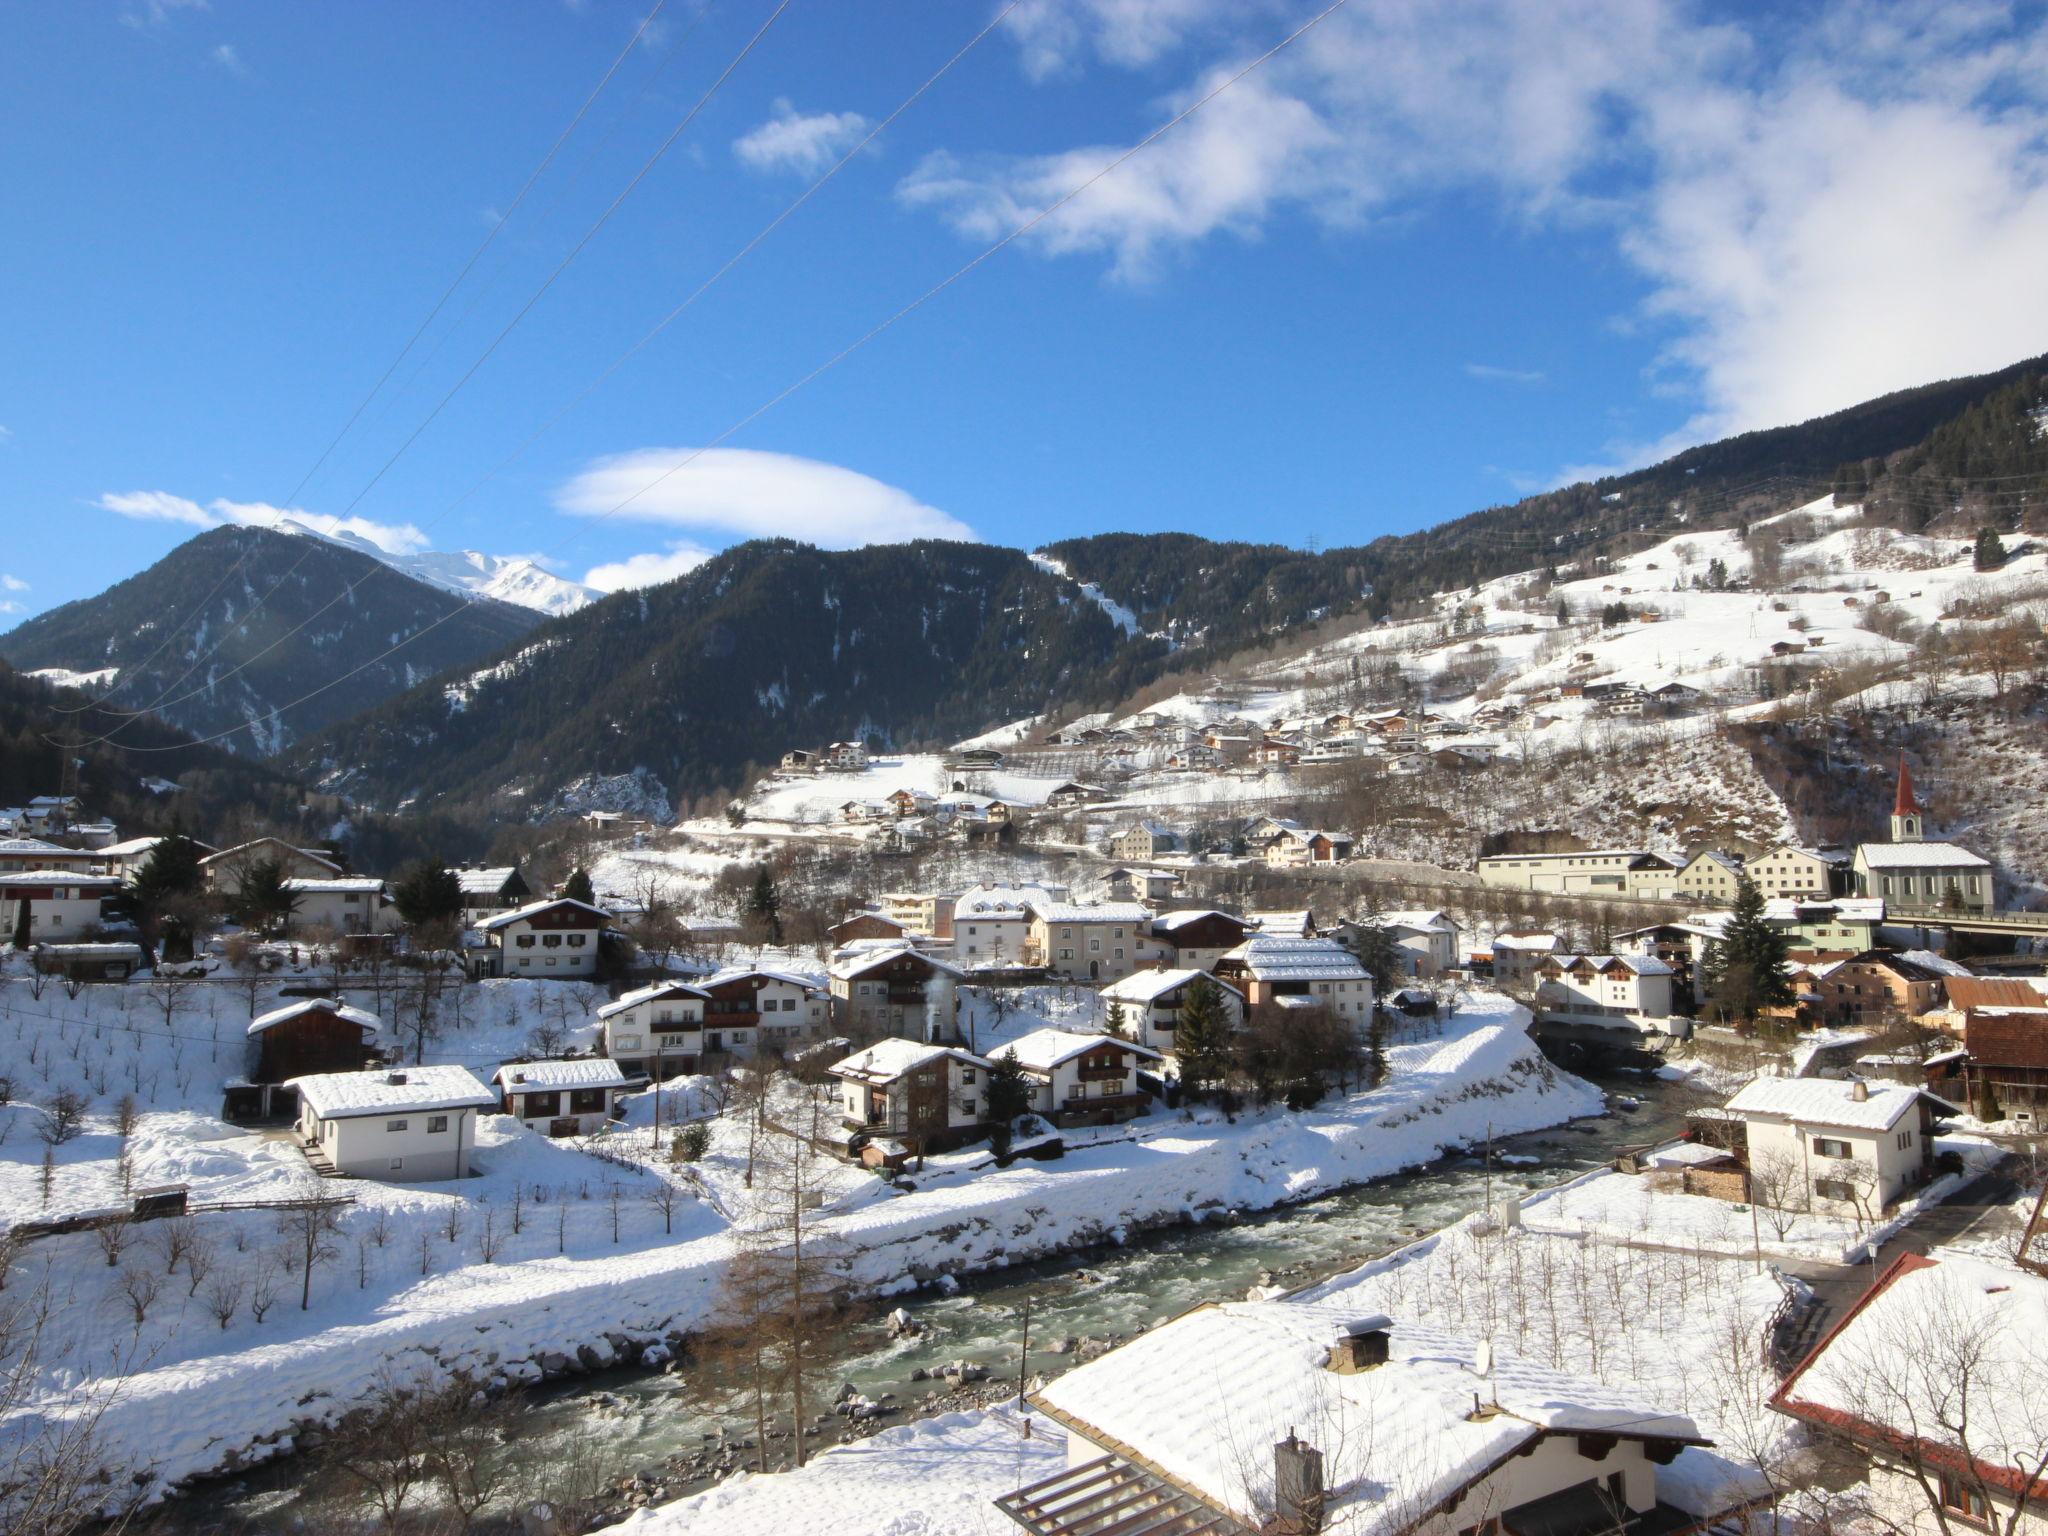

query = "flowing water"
[184,1067,1688,1530]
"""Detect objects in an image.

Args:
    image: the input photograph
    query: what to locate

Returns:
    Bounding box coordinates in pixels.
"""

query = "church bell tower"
[1890,753,1923,843]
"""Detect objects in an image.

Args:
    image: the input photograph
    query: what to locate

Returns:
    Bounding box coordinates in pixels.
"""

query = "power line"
[54,0,673,720]
[89,0,1358,756]
[81,0,791,741]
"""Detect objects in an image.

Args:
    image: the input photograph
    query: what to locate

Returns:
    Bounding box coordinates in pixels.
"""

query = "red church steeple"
[1889,752,1923,842]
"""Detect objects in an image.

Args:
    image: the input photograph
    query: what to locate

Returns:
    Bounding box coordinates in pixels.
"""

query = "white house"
[200,837,343,890]
[472,897,610,978]
[1534,953,1676,1027]
[0,873,120,943]
[994,1028,1160,1127]
[829,945,962,1040]
[454,865,532,927]
[1260,827,1354,866]
[1005,1303,1748,1536]
[1723,1076,1955,1216]
[597,979,709,1078]
[1773,1252,2048,1536]
[1490,929,1562,989]
[829,1038,990,1156]
[1213,935,1374,1024]
[1107,821,1179,861]
[284,876,396,937]
[1144,909,1252,973]
[290,1065,496,1182]
[951,884,1067,967]
[1027,901,1153,983]
[1098,968,1247,1056]
[1851,758,1993,913]
[492,1058,630,1136]
[1349,909,1460,978]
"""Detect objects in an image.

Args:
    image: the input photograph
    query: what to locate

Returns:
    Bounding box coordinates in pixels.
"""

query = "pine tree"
[1343,921,1404,998]
[1362,1007,1389,1089]
[984,1049,1031,1155]
[560,868,596,906]
[1700,874,1793,1022]
[1174,975,1232,1101]
[229,856,297,935]
[1103,998,1129,1041]
[1974,526,2008,572]
[393,859,463,928]
[745,868,783,945]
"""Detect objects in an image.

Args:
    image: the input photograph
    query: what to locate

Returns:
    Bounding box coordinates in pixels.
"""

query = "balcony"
[1076,1064,1128,1083]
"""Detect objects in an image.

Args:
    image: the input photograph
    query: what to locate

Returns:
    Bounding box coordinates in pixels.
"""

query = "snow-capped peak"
[271,518,597,617]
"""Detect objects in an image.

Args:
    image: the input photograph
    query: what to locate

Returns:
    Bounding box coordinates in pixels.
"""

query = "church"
[1850,755,1993,913]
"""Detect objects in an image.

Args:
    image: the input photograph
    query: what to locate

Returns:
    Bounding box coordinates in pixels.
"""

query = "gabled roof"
[1855,841,1990,869]
[476,897,611,932]
[829,1038,990,1085]
[0,871,121,889]
[454,866,522,896]
[1947,976,2048,1011]
[995,1028,1161,1074]
[1218,935,1367,983]
[493,1058,630,1091]
[1147,908,1247,936]
[596,979,710,1019]
[1100,968,1242,1006]
[1724,1076,1957,1132]
[200,838,341,873]
[1029,901,1152,925]
[828,944,965,982]
[246,996,381,1038]
[289,1064,495,1119]
[283,877,386,894]
[1491,930,1560,952]
[1370,908,1455,934]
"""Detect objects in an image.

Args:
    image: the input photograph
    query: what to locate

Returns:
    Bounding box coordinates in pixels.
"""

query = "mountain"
[0,660,487,867]
[0,524,541,755]
[305,525,598,617]
[288,540,1132,822]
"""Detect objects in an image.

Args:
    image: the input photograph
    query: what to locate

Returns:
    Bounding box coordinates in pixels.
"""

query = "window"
[1897,1130,1913,1149]
[1814,1136,1853,1159]
[1089,939,1101,952]
[386,1119,410,1133]
[1814,1178,1857,1203]
[515,934,536,948]
[616,1034,641,1050]
[568,934,587,947]
[1940,1476,1992,1525]
[542,933,562,948]
[959,1068,977,1084]
[427,1115,449,1134]
[390,1158,404,1171]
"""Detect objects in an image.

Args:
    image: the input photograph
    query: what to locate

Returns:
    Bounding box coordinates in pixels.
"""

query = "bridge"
[1884,905,2048,940]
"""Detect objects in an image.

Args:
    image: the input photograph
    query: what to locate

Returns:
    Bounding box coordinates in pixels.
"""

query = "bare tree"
[203,1267,244,1329]
[646,1178,684,1236]
[112,1266,161,1330]
[277,1202,343,1310]
[148,1216,197,1278]
[1746,1148,1809,1241]
[0,1281,146,1535]
[37,1090,87,1148]
[91,1217,133,1271]
[248,1256,280,1323]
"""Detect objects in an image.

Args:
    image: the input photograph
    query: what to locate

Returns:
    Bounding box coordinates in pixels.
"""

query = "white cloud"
[582,543,716,593]
[1,575,28,592]
[210,42,243,73]
[1465,364,1546,385]
[121,0,209,29]
[554,447,977,548]
[732,99,873,176]
[919,0,2048,466]
[94,490,430,556]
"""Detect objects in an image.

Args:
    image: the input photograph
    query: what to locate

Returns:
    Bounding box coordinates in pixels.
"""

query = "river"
[182,1065,1688,1531]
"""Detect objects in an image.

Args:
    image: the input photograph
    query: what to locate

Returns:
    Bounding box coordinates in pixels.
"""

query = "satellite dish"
[1474,1340,1493,1378]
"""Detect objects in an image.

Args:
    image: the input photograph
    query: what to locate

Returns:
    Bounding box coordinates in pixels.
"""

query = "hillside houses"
[995,1028,1161,1128]
[1214,934,1374,1023]
[469,897,610,979]
[829,944,963,1039]
[1145,908,1251,972]
[1106,820,1179,860]
[1099,968,1247,1055]
[1027,901,1152,983]
[1533,953,1677,1029]
[830,1039,990,1161]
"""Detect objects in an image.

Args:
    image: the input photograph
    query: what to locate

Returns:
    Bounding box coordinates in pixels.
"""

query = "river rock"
[886,1306,919,1337]
[908,1366,928,1381]
[539,1351,577,1378]
[1045,1336,1077,1355]
[642,1343,673,1369]
[579,1339,617,1369]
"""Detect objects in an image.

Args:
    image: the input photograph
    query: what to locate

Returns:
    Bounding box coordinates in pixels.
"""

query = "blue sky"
[5,0,2048,620]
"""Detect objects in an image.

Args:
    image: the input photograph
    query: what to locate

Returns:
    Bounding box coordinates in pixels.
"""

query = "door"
[1089,960,1099,980]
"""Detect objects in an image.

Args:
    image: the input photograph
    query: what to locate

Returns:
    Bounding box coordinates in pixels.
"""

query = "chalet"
[822,741,869,772]
[1026,901,1152,983]
[1489,929,1562,990]
[879,890,957,938]
[1724,1076,1954,1215]
[1144,909,1250,972]
[246,997,380,1084]
[284,876,395,937]
[878,816,941,851]
[995,1028,1161,1127]
[1260,826,1354,867]
[1246,909,1314,938]
[1958,997,2048,1123]
[290,1065,496,1182]
[492,1059,630,1136]
[95,834,217,883]
[779,748,818,772]
[1476,848,1679,898]
[1252,737,1301,766]
[1810,950,1955,1028]
[944,746,1006,771]
[1340,910,1459,978]
[839,800,890,824]
[68,822,118,849]
[0,872,120,943]
[828,911,914,947]
[22,794,83,833]
[1104,867,1182,904]
[200,838,343,889]
[830,945,964,1039]
[1771,1252,2048,1536]
[598,980,710,1078]
[1003,1304,1747,1536]
[1107,821,1179,861]
[830,1039,990,1160]
[1534,953,1677,1027]
[1099,968,1246,1055]
[696,969,831,1058]
[1165,743,1222,771]
[952,884,1066,966]
[1651,681,1703,709]
[1850,757,1992,913]
[886,787,937,818]
[32,941,145,981]
[1045,781,1111,809]
[1673,850,1745,904]
[1762,897,1882,952]
[0,836,100,874]
[454,865,532,927]
[1746,843,1839,899]
[1213,935,1373,1023]
[471,897,610,979]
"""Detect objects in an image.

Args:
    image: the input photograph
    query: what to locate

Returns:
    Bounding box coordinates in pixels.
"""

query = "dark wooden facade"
[253,1006,376,1085]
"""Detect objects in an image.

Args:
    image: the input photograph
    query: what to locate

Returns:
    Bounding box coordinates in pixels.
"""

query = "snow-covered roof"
[96,835,166,859]
[952,884,1064,919]
[1491,931,1560,952]
[596,980,710,1018]
[703,965,826,991]
[0,871,121,888]
[1147,908,1244,935]
[282,877,385,894]
[828,1039,990,1085]
[1246,910,1312,937]
[1550,952,1675,977]
[1373,908,1455,934]
[827,944,964,982]
[1100,967,1239,1005]
[1724,1076,1956,1131]
[1683,850,1743,874]
[0,836,74,856]
[246,997,381,1037]
[1855,841,1991,869]
[1763,897,1884,922]
[476,897,611,931]
[34,941,145,959]
[200,839,341,871]
[995,1027,1161,1073]
[1774,1253,2048,1493]
[1895,947,1975,978]
[455,866,519,895]
[289,1064,495,1119]
[1220,935,1368,983]
[1034,1303,1705,1536]
[1028,901,1152,925]
[1643,1141,1738,1168]
[493,1058,629,1090]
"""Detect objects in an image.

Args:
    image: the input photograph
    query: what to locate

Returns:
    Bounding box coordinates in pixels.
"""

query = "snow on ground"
[26,665,120,690]
[1030,552,1143,639]
[738,754,1067,827]
[607,1406,1062,1536]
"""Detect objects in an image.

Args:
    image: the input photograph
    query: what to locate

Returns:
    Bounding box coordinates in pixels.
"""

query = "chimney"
[386,1071,407,1087]
[1327,1314,1392,1373]
[1850,1079,1869,1102]
[1274,1431,1325,1535]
